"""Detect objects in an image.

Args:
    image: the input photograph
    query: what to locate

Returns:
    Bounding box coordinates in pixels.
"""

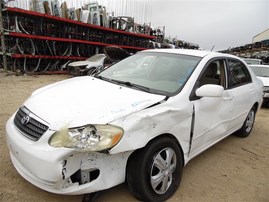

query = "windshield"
[98,52,201,96]
[250,65,269,77]
[86,54,105,62]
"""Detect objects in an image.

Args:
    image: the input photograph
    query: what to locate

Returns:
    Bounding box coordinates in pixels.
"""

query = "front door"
[190,59,234,157]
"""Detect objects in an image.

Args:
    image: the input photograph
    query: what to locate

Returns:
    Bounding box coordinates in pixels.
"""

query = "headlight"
[49,124,123,151]
[264,86,269,93]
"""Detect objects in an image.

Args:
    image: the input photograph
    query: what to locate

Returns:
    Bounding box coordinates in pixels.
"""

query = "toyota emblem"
[21,115,30,125]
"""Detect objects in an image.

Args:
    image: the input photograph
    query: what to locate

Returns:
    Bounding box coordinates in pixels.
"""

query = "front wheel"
[235,106,256,138]
[127,137,183,202]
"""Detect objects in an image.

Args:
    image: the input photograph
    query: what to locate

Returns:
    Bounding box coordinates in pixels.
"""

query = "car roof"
[141,48,233,58]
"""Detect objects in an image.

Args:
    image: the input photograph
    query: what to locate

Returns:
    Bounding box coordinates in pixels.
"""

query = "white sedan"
[67,54,107,76]
[6,49,263,202]
[249,64,269,107]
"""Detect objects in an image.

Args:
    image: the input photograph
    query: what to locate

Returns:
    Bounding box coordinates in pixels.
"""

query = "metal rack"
[0,7,156,73]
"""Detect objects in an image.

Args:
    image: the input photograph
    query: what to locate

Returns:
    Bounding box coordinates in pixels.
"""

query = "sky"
[6,0,269,51]
[148,0,269,51]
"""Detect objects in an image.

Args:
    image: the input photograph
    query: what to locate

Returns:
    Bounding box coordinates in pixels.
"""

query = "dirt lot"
[0,71,268,202]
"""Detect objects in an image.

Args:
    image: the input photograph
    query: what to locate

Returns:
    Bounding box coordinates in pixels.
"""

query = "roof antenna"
[211,45,215,51]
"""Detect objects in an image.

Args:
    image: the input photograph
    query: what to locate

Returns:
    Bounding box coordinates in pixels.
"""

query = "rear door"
[225,59,255,130]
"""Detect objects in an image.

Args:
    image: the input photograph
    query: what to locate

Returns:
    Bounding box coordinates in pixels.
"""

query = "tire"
[235,106,256,138]
[127,137,183,202]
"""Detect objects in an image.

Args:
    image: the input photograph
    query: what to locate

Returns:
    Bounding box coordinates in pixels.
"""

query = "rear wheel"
[235,106,256,138]
[127,137,183,202]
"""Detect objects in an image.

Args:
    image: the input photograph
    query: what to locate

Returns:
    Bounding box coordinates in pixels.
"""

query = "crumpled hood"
[24,77,165,129]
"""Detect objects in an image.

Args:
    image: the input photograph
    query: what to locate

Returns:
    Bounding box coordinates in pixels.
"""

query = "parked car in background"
[67,54,107,76]
[250,64,269,107]
[243,58,263,65]
[6,49,263,202]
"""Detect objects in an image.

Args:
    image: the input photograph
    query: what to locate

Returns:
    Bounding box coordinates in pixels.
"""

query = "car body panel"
[257,76,269,87]
[7,131,132,194]
[67,54,106,76]
[24,76,165,129]
[68,60,96,67]
[258,76,269,99]
[191,90,233,156]
[110,95,193,157]
[249,65,269,101]
[228,83,256,128]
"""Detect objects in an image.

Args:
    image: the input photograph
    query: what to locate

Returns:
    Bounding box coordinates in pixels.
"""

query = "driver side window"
[199,60,226,88]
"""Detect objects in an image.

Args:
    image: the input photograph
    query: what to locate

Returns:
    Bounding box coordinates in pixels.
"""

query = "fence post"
[0,1,7,72]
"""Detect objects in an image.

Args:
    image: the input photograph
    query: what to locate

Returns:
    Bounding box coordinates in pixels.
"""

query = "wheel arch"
[125,133,185,201]
[234,103,258,138]
[126,133,185,176]
[253,102,259,113]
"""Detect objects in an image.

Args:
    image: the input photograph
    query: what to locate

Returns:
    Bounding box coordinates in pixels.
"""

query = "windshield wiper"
[110,79,152,93]
[95,76,152,93]
[95,75,110,81]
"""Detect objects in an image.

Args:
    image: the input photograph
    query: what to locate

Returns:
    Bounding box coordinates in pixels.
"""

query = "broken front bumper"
[6,117,132,195]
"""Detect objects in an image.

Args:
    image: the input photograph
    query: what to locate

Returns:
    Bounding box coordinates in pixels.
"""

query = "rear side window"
[227,59,252,88]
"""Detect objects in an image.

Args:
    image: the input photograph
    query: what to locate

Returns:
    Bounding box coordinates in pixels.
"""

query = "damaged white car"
[67,54,107,76]
[6,49,263,202]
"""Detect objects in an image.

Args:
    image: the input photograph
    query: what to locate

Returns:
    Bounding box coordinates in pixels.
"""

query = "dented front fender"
[110,97,193,159]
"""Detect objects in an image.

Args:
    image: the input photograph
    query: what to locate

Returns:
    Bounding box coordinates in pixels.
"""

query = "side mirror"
[196,84,224,97]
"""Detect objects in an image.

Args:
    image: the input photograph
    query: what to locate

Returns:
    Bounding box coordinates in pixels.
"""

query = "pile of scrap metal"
[150,32,200,50]
[28,0,153,36]
[219,39,269,64]
[1,0,201,75]
[1,0,156,74]
[28,0,196,48]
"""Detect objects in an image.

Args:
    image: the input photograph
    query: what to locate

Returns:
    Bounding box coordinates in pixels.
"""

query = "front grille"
[14,107,49,141]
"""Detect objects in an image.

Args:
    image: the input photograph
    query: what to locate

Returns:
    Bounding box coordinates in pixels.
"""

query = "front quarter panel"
[109,96,193,161]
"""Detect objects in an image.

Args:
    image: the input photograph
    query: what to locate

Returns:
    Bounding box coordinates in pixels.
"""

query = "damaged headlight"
[49,124,123,151]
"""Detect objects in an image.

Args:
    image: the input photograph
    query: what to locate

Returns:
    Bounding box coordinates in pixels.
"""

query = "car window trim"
[189,57,228,101]
[225,58,253,90]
